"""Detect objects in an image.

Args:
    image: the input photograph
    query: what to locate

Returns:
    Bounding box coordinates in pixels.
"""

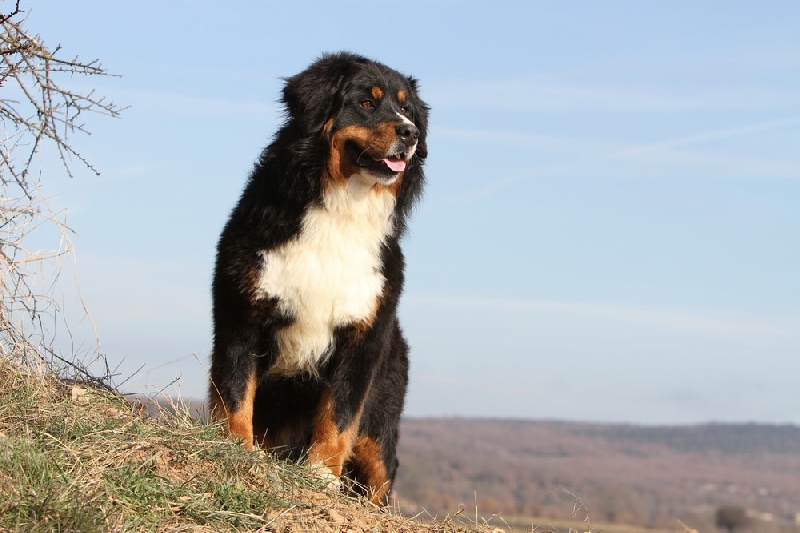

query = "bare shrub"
[1,1,123,383]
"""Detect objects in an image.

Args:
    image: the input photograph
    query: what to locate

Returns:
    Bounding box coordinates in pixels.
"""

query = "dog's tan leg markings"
[351,435,390,504]
[210,371,257,451]
[308,388,362,479]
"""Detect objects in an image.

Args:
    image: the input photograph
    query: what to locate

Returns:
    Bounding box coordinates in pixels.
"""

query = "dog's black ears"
[282,52,367,134]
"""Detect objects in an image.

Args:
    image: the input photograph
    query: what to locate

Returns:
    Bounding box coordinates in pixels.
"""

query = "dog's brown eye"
[400,106,409,115]
[360,100,374,109]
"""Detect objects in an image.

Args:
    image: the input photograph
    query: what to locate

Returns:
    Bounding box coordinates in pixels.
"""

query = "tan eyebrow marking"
[371,86,384,100]
[397,90,407,104]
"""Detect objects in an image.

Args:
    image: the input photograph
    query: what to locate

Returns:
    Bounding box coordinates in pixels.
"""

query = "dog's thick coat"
[209,52,428,503]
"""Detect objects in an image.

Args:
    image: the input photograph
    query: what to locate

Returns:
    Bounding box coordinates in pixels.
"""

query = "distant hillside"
[570,422,800,455]
[394,418,800,531]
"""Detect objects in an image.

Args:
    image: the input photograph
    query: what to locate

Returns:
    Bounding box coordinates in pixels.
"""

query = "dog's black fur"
[209,52,428,503]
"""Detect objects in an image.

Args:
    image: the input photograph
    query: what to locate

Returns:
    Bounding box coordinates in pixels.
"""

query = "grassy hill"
[0,355,504,532]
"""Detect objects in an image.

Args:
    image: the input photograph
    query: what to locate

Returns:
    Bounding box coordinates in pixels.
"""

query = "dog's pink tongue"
[382,158,406,172]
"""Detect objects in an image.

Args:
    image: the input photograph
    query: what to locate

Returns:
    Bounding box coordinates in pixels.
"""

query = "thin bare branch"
[0,0,21,24]
[1,3,123,386]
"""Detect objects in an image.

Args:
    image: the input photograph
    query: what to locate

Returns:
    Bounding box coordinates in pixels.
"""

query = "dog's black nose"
[396,123,419,146]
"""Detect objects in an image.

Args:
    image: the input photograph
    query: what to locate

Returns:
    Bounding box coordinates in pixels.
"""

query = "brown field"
[394,418,800,533]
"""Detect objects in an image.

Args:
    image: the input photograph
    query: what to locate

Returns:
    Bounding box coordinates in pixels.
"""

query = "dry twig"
[1,2,123,381]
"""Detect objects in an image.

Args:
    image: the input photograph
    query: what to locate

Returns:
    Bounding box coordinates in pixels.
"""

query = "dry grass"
[0,354,511,532]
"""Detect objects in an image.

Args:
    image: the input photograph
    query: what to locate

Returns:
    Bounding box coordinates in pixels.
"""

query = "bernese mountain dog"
[209,52,428,504]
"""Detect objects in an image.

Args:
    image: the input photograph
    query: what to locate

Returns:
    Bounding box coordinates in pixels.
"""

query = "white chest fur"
[256,175,397,376]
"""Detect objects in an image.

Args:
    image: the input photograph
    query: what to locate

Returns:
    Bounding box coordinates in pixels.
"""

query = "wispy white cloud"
[613,117,800,178]
[624,116,800,152]
[103,164,155,179]
[126,88,283,120]
[76,255,210,325]
[617,151,800,178]
[77,83,283,122]
[415,373,553,399]
[426,79,797,113]
[428,174,522,207]
[435,126,620,153]
[724,49,800,69]
[406,295,799,340]
[30,74,285,122]
[435,120,800,180]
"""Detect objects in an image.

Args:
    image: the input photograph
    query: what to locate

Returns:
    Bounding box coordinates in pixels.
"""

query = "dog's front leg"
[308,356,376,481]
[308,387,364,481]
[208,330,260,451]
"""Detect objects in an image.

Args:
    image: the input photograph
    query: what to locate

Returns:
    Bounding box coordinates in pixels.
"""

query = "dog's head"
[282,52,428,194]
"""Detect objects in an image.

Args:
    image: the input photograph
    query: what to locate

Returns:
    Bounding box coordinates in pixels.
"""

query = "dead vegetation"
[1,0,124,388]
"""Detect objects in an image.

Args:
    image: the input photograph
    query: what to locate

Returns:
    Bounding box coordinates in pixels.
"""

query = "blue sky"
[21,1,800,424]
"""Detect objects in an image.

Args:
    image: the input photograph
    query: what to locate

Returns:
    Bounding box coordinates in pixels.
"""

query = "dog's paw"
[310,463,342,490]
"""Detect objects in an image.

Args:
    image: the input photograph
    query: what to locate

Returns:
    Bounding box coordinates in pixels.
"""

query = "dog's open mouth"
[346,142,407,175]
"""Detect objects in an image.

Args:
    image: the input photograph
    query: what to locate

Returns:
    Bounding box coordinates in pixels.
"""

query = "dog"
[209,52,428,504]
